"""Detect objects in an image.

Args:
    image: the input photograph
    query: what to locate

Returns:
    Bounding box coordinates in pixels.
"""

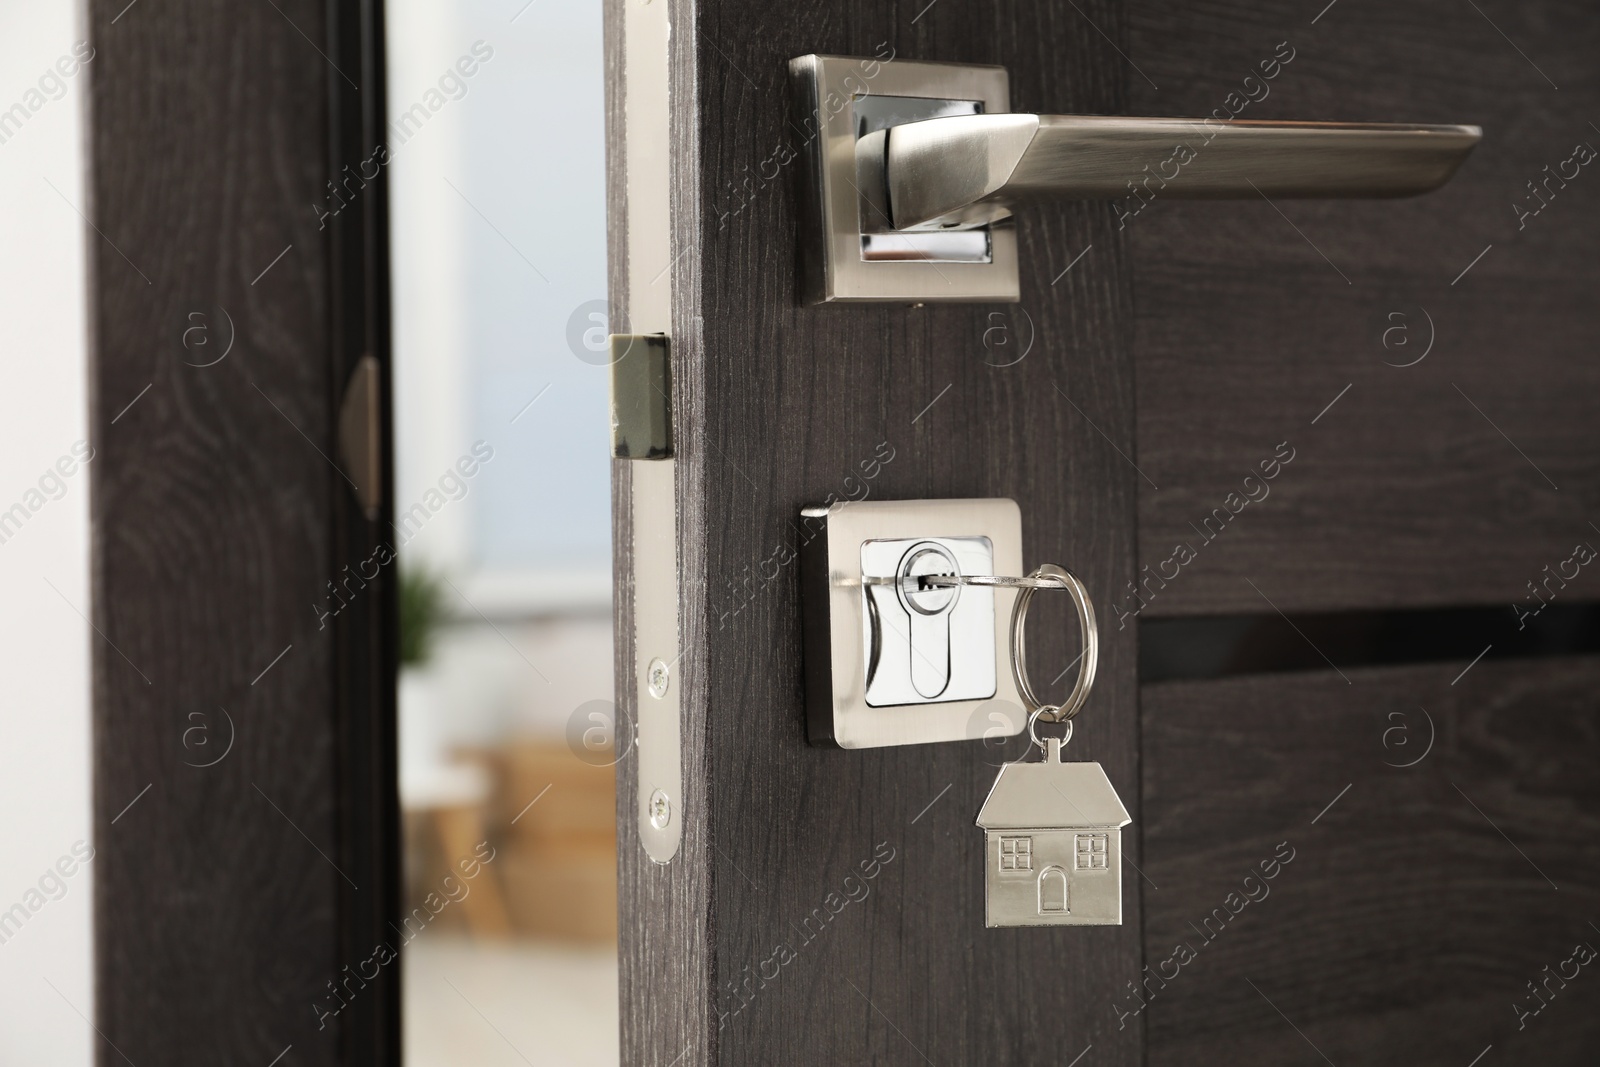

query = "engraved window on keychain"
[923,564,1131,928]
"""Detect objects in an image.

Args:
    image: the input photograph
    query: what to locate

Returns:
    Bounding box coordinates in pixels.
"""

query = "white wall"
[388,0,611,593]
[388,0,614,761]
[389,0,471,575]
[0,0,94,1063]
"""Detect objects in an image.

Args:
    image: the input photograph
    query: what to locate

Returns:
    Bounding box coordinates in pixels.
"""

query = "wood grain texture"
[1141,658,1600,1065]
[1128,0,1600,616]
[611,0,1143,1063]
[88,0,387,1062]
[609,0,716,1060]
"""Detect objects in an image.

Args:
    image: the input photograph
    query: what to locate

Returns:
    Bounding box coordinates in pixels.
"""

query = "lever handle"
[874,114,1482,231]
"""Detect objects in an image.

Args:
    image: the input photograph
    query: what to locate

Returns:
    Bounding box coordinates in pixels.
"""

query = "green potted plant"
[399,564,446,668]
[399,564,485,811]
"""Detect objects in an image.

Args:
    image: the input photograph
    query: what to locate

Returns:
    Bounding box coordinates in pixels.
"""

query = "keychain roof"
[977,755,1131,830]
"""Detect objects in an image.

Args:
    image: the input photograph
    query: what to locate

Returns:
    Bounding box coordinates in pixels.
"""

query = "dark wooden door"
[1130,3,1600,1063]
[610,2,1139,1065]
[611,2,1600,1066]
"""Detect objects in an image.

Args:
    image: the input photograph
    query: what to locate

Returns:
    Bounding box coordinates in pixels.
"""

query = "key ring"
[1014,564,1097,724]
[1027,705,1073,751]
[921,563,1098,726]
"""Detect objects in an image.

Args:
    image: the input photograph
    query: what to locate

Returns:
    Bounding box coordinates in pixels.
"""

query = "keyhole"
[896,544,959,698]
[898,545,960,615]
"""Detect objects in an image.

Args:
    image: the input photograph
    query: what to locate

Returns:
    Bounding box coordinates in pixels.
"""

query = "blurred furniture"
[400,668,511,938]
[491,740,618,944]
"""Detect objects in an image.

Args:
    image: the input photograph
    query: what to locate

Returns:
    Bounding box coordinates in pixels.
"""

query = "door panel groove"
[1141,602,1600,683]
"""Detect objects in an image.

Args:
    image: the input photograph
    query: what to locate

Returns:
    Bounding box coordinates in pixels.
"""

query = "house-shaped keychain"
[976,736,1131,927]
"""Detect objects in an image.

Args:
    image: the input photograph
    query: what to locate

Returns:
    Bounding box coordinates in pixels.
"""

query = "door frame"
[87,0,398,1062]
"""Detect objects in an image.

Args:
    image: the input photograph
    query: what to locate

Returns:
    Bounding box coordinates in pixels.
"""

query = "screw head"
[647,658,670,699]
[648,788,671,829]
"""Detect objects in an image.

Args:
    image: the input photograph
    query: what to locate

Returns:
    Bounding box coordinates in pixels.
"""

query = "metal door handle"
[790,54,1484,303]
[867,115,1482,231]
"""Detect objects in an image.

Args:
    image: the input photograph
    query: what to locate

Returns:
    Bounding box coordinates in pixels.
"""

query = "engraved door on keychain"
[973,564,1131,927]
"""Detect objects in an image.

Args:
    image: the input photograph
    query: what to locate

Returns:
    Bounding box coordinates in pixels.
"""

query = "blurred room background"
[386,0,618,1064]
